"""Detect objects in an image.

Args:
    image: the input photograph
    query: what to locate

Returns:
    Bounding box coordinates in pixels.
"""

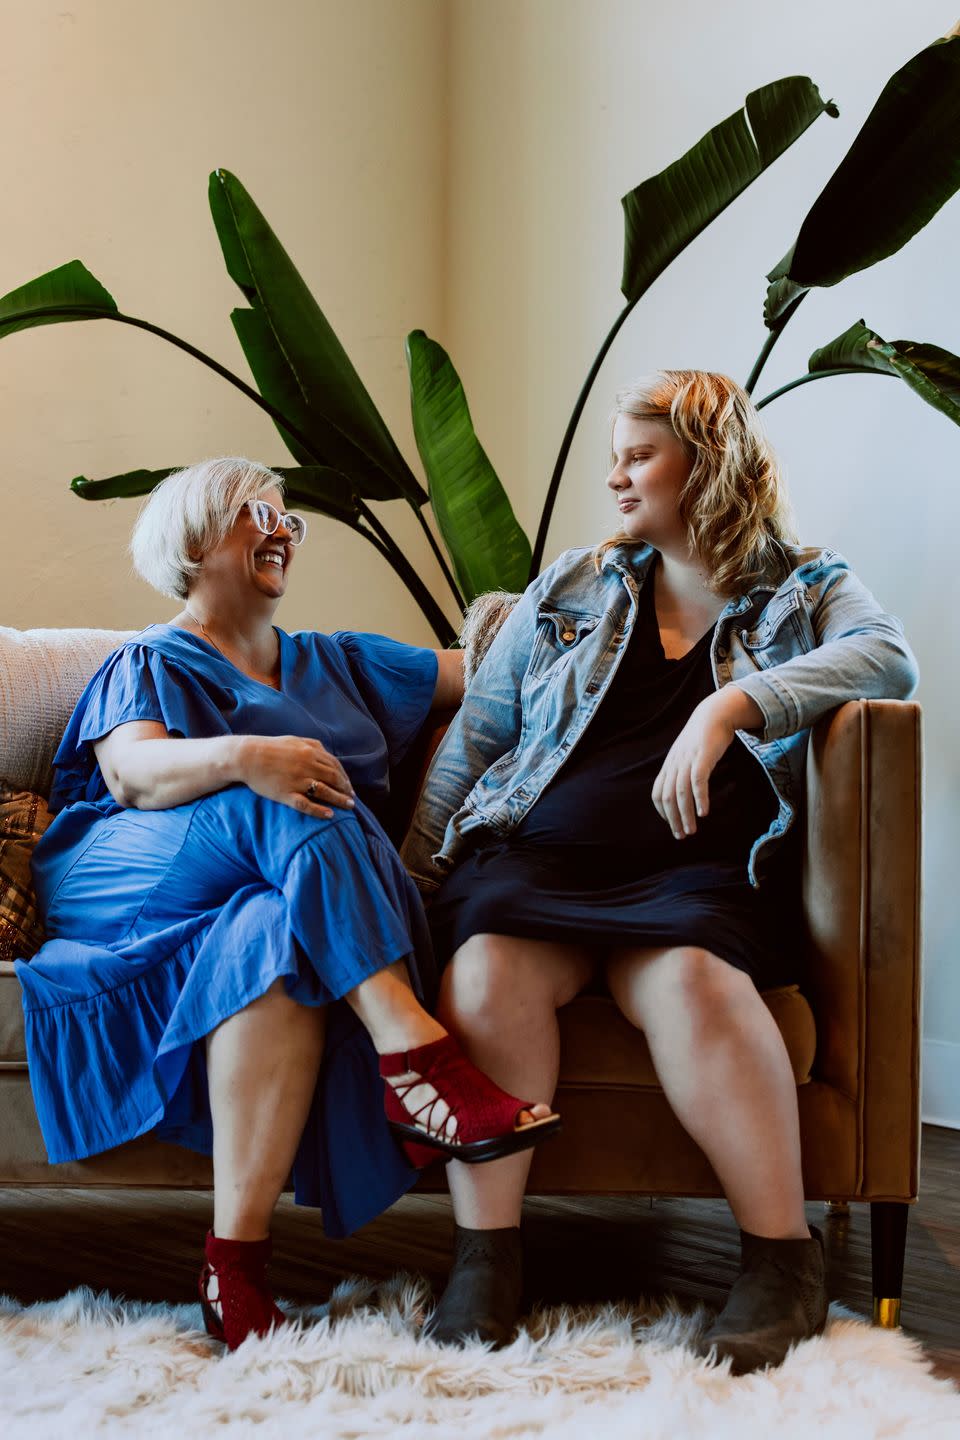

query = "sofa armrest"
[802,699,922,1195]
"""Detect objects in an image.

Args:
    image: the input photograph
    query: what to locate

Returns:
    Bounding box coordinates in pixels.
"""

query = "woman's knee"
[679,950,756,1032]
[610,944,752,1031]
[440,934,589,1026]
[194,785,357,879]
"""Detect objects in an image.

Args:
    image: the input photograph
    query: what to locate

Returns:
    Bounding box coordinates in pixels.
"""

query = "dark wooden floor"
[1,1125,957,1383]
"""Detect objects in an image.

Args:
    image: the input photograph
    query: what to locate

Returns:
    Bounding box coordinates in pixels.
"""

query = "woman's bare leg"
[439,934,595,1228]
[605,944,808,1239]
[206,978,326,1240]
[207,957,456,1244]
[344,955,561,1138]
[343,958,447,1053]
[205,938,576,1245]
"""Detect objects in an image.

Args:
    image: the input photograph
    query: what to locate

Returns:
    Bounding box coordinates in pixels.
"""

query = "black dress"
[429,567,803,990]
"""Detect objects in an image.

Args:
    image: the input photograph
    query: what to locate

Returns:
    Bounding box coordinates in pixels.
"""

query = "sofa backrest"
[0,627,135,796]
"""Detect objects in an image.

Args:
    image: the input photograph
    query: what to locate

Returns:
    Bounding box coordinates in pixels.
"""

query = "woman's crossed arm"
[94,723,355,818]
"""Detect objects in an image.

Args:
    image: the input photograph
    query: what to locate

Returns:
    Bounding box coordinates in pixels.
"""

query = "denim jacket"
[401,540,919,891]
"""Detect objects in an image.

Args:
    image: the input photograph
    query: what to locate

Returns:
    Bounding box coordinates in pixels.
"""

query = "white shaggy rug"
[3,1275,959,1439]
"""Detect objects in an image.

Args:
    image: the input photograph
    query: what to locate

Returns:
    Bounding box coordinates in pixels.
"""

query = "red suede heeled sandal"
[199,1230,288,1350]
[380,1033,561,1169]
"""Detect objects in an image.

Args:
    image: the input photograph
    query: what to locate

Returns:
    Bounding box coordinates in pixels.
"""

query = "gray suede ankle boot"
[695,1225,828,1374]
[424,1225,523,1348]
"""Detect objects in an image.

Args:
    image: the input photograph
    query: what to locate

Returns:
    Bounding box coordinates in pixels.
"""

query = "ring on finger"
[306,779,319,800]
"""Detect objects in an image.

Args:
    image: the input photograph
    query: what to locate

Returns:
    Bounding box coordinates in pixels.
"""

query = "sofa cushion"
[0,627,134,794]
[0,787,53,964]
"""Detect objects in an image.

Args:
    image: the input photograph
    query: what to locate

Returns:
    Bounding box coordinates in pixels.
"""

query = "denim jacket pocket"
[526,605,602,680]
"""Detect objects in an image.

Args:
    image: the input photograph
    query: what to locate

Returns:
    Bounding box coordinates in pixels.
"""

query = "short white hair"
[130,457,286,600]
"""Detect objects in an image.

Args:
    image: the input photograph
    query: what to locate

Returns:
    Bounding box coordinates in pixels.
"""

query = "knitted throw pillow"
[0,786,54,961]
[0,626,134,795]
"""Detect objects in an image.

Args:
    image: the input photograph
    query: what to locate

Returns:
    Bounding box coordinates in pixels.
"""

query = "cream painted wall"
[3,1,957,1112]
[0,0,452,642]
[445,0,960,1116]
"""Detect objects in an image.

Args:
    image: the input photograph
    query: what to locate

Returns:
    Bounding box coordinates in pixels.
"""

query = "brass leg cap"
[874,1297,902,1328]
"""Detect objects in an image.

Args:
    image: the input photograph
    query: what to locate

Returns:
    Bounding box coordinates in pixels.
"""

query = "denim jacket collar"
[599,539,795,617]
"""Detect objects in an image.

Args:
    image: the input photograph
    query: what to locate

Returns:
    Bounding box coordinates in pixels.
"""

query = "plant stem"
[745,329,783,396]
[744,291,808,396]
[529,299,636,582]
[8,306,333,464]
[409,501,465,610]
[357,501,456,645]
[754,368,898,410]
[12,304,457,638]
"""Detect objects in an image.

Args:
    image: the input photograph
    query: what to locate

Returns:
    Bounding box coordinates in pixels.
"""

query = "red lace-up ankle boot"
[198,1230,288,1350]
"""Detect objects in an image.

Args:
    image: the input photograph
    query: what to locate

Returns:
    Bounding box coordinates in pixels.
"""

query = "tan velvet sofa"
[0,627,922,1328]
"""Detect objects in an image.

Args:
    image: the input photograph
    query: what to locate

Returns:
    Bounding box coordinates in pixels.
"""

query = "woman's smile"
[253,544,287,572]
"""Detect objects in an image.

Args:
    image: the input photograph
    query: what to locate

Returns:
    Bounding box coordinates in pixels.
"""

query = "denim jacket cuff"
[729,674,799,742]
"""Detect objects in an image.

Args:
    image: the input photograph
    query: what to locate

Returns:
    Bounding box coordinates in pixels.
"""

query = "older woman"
[15,458,558,1350]
[402,371,919,1374]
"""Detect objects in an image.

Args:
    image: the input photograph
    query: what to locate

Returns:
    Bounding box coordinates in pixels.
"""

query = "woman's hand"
[239,735,356,818]
[651,686,764,840]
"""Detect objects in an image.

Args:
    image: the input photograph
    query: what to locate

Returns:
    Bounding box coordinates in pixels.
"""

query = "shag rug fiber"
[3,1275,958,1439]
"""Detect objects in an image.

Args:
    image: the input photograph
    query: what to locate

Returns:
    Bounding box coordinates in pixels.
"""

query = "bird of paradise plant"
[1,25,957,645]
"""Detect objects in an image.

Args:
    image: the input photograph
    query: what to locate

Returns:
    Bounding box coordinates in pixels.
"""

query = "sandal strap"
[380,1034,536,1147]
[388,1071,459,1141]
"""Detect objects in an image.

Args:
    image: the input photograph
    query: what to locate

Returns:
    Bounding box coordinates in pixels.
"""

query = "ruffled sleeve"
[330,631,438,768]
[49,642,229,811]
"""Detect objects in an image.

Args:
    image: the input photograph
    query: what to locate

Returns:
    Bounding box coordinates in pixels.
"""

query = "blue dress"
[15,623,439,1238]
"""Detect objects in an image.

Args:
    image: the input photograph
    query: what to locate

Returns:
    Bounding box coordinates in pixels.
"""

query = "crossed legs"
[205,961,453,1241]
[202,956,556,1349]
[205,955,557,1243]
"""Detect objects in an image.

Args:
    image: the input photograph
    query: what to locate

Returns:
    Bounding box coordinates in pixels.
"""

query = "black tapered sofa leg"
[870,1200,910,1328]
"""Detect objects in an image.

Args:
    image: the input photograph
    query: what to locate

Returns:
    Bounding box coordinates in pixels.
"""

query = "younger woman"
[402,371,918,1374]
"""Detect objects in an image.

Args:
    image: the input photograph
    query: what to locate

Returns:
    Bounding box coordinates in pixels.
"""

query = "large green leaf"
[406,330,531,602]
[621,78,834,303]
[71,467,177,501]
[71,464,363,522]
[766,31,960,326]
[808,320,960,426]
[230,309,320,469]
[209,169,427,504]
[0,260,117,340]
[273,467,362,526]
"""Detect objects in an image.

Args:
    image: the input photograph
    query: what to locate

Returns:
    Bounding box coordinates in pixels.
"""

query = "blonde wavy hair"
[594,370,798,596]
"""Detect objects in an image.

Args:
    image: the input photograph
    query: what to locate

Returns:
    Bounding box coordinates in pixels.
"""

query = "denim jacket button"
[561,630,575,643]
